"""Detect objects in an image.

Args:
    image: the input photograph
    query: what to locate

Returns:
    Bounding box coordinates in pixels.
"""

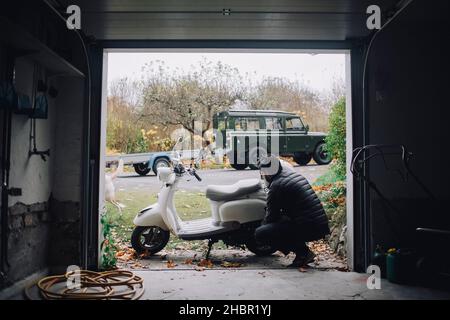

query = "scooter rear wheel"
[245,238,277,256]
[131,226,170,255]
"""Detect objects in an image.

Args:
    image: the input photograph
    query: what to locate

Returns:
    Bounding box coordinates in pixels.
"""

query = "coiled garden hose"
[25,269,144,300]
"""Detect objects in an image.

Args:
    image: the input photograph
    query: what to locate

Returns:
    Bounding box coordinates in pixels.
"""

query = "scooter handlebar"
[191,169,202,181]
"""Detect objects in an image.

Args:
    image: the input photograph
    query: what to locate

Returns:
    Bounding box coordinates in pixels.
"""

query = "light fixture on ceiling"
[222,8,231,16]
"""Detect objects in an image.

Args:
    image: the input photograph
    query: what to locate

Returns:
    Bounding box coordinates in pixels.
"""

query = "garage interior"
[0,0,449,299]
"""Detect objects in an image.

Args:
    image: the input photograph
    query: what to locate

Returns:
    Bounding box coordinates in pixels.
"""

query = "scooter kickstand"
[205,240,214,260]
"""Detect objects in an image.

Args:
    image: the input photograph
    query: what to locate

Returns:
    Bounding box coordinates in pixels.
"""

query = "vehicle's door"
[285,116,307,155]
[264,117,284,155]
[214,116,227,151]
[231,116,260,164]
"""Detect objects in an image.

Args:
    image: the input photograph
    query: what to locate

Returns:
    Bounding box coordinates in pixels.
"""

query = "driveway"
[115,164,330,193]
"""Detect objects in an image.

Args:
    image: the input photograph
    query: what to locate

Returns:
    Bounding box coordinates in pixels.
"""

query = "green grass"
[105,190,227,251]
[313,167,344,186]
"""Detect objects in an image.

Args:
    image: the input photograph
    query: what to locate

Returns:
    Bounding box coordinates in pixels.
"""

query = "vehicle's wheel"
[131,226,170,255]
[230,163,248,170]
[293,152,312,166]
[245,238,277,256]
[133,162,151,176]
[152,157,171,175]
[313,142,332,165]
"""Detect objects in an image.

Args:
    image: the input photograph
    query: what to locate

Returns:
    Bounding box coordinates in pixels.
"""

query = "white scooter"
[131,143,276,258]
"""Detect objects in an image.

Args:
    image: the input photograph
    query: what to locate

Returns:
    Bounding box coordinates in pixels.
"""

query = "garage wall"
[1,57,84,288]
[5,57,56,284]
[9,58,56,207]
[1,1,87,291]
[366,0,449,252]
[49,77,84,270]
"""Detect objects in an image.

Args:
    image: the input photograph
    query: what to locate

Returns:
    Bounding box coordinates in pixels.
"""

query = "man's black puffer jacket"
[264,163,330,241]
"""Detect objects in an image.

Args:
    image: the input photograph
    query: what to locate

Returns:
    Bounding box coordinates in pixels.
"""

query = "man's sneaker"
[288,250,316,268]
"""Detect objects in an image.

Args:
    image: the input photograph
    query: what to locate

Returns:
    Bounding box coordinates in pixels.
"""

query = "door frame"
[82,40,367,272]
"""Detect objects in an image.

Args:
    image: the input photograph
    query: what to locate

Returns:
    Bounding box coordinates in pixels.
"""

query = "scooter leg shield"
[133,205,169,231]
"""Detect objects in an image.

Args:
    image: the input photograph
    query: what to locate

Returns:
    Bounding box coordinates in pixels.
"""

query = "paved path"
[116,164,330,193]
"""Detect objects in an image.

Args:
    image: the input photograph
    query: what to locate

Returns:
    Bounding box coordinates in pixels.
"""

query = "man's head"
[258,155,281,183]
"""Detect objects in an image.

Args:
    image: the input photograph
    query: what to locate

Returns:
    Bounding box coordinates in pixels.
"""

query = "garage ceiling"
[56,0,402,41]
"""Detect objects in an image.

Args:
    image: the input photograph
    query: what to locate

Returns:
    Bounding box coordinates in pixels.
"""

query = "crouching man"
[255,155,330,267]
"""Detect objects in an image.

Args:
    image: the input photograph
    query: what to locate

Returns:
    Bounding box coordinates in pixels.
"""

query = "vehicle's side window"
[247,118,260,130]
[265,117,283,130]
[234,117,260,131]
[234,117,246,131]
[217,119,226,131]
[286,117,304,130]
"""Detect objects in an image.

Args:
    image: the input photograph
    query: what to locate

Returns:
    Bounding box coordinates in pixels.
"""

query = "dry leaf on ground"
[166,260,177,268]
[116,247,137,262]
[221,261,243,268]
[198,259,214,268]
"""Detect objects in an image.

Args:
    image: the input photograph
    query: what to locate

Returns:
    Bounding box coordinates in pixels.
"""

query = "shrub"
[313,182,347,257]
[326,97,346,179]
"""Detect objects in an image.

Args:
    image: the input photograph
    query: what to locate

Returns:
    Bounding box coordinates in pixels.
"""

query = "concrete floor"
[135,268,450,300]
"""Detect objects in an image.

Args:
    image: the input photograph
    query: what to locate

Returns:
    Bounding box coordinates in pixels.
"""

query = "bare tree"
[140,60,244,136]
[320,76,346,113]
[247,77,329,131]
[109,77,142,109]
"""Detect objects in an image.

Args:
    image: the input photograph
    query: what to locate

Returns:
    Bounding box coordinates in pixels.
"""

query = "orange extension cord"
[25,269,144,300]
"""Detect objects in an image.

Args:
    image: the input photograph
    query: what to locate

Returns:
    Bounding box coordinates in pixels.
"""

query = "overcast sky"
[107,52,345,93]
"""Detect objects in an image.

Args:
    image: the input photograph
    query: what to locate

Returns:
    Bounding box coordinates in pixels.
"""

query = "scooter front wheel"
[131,226,170,255]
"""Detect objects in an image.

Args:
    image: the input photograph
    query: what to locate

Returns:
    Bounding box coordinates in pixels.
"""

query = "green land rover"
[213,110,331,170]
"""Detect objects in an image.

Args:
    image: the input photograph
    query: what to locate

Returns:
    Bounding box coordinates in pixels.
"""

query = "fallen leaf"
[336,266,349,272]
[116,251,136,262]
[166,260,177,268]
[299,267,308,273]
[183,258,193,265]
[221,261,243,268]
[139,250,150,259]
[116,251,125,257]
[194,266,205,272]
[130,262,143,269]
[197,259,213,268]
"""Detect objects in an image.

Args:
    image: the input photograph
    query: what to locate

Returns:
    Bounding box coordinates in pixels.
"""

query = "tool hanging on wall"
[28,64,57,161]
[351,144,437,245]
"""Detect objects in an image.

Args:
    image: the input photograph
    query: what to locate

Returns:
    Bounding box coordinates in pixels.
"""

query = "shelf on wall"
[0,16,85,78]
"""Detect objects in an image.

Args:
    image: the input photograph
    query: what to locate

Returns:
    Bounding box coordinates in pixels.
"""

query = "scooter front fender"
[133,203,169,231]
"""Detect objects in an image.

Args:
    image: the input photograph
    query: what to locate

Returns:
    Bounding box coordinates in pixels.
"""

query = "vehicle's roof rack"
[217,109,296,116]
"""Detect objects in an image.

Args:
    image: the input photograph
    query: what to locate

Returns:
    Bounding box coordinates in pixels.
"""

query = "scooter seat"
[206,178,262,201]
